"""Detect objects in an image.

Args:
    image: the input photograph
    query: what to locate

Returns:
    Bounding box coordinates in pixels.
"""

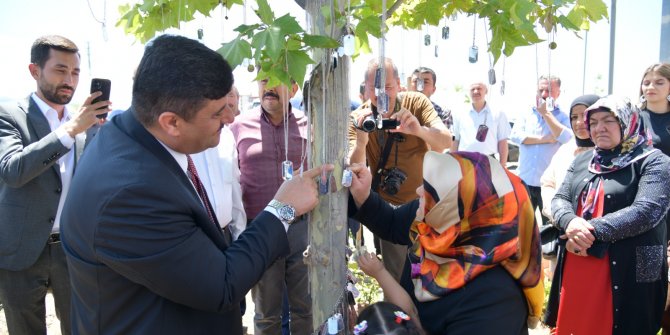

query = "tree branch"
[294,0,306,10]
[382,0,405,20]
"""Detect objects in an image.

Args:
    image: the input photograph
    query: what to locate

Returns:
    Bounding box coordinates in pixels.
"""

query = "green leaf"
[191,0,218,16]
[303,34,340,49]
[254,0,274,24]
[251,26,284,62]
[273,14,304,35]
[217,37,252,68]
[356,15,381,38]
[286,50,315,88]
[354,32,372,55]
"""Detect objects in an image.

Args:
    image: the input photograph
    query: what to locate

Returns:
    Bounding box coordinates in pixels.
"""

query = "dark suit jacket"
[0,96,84,270]
[61,110,290,334]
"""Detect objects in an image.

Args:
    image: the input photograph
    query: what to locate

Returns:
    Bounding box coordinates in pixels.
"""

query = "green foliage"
[348,260,382,307]
[117,0,609,91]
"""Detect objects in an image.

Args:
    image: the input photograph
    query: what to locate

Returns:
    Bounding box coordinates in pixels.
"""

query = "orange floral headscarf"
[408,151,544,321]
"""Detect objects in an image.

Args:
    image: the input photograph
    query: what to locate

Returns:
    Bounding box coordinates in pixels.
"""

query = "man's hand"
[389,107,422,136]
[273,164,333,215]
[349,163,372,208]
[356,251,385,278]
[62,91,111,138]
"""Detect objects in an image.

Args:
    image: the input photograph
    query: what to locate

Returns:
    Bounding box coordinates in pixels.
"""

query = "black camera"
[354,115,400,132]
[380,167,407,195]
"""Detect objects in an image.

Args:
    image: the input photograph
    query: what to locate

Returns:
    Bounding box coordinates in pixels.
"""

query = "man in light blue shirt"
[510,76,572,225]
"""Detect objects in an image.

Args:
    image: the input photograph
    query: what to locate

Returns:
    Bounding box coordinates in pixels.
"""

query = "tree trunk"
[304,2,351,333]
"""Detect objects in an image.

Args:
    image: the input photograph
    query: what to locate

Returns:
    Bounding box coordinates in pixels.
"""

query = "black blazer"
[61,110,290,334]
[546,149,670,334]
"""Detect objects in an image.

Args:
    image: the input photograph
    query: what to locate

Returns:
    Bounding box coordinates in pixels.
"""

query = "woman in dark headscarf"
[540,94,599,277]
[545,96,670,334]
[349,151,543,334]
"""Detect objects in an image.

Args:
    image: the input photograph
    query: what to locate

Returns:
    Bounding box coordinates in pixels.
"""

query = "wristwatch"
[265,199,297,225]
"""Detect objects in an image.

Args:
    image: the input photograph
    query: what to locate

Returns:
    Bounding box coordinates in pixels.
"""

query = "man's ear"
[156,112,182,137]
[289,82,299,98]
[28,63,40,80]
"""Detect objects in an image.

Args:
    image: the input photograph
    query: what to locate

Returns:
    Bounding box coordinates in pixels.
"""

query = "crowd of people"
[1,33,670,335]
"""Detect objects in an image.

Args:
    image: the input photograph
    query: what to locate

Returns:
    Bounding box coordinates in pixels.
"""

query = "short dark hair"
[413,67,437,85]
[30,35,79,68]
[132,35,233,126]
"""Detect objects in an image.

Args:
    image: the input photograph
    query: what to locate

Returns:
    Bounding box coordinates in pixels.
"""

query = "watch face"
[278,205,296,222]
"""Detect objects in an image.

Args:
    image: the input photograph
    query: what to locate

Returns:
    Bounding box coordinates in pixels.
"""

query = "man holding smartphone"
[0,35,110,334]
[451,81,511,165]
[510,75,572,226]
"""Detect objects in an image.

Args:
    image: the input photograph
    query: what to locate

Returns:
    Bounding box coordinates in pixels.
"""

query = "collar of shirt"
[31,92,71,127]
[157,140,188,175]
[469,103,491,116]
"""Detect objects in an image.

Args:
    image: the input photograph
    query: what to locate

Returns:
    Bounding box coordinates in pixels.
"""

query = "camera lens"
[361,117,376,132]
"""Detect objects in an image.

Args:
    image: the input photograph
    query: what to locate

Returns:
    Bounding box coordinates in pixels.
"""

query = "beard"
[38,79,75,105]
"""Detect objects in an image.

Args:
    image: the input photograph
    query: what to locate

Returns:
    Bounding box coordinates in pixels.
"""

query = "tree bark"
[304,1,351,333]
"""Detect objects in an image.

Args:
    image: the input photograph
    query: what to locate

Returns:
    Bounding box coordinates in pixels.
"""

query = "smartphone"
[90,78,111,119]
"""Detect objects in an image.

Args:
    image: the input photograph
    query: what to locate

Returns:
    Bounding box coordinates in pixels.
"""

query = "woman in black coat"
[545,96,670,334]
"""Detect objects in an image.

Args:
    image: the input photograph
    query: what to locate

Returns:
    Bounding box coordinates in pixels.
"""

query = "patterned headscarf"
[409,151,544,321]
[584,96,656,174]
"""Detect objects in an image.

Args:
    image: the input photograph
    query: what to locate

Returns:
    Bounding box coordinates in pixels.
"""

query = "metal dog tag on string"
[319,170,330,194]
[341,169,353,187]
[281,160,293,180]
[377,92,389,116]
[343,34,355,56]
[546,97,554,110]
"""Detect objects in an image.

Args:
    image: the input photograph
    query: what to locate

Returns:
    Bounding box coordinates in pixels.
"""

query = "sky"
[0,0,664,121]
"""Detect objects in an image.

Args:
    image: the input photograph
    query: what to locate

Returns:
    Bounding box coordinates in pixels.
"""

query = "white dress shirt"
[452,103,511,155]
[191,127,247,239]
[31,93,79,234]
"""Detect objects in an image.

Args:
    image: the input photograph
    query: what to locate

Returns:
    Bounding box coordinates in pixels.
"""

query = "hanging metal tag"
[500,80,506,95]
[343,34,355,56]
[416,78,425,92]
[374,68,382,89]
[282,160,293,180]
[341,169,353,187]
[442,26,450,39]
[468,45,478,63]
[377,92,389,115]
[434,45,439,58]
[424,34,431,46]
[488,68,496,85]
[546,97,554,110]
[319,170,329,194]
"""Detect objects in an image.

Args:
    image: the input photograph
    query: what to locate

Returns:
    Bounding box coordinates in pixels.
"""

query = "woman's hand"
[356,251,385,278]
[562,217,595,256]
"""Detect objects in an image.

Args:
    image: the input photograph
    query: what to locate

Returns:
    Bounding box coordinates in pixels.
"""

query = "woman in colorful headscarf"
[545,96,670,334]
[348,151,543,334]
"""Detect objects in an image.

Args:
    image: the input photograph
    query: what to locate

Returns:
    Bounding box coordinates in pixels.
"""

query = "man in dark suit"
[60,35,325,334]
[0,35,110,335]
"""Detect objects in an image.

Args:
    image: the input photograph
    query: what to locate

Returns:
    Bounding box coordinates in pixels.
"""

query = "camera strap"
[372,132,396,192]
[371,93,404,192]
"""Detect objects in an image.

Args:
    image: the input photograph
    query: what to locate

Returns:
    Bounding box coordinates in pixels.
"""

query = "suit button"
[56,188,62,194]
[49,218,55,224]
